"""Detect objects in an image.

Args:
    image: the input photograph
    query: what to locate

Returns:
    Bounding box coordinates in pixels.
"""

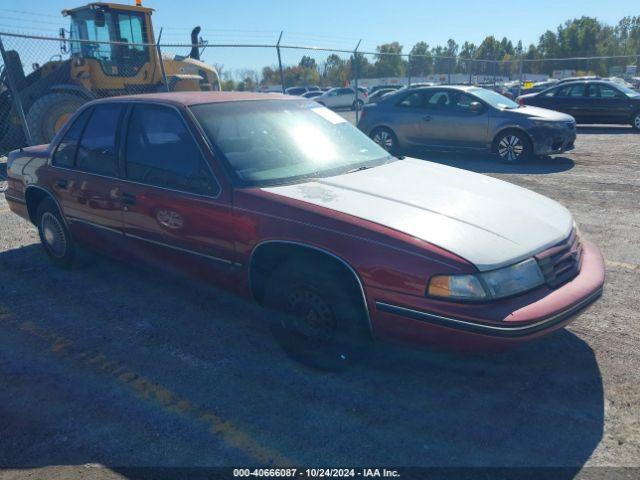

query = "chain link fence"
[1,30,639,158]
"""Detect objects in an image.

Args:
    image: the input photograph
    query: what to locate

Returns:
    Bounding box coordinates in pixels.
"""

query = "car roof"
[407,85,476,92]
[88,91,292,107]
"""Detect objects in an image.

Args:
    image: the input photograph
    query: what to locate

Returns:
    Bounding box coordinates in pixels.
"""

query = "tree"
[458,41,477,74]
[408,41,432,77]
[322,54,346,86]
[374,42,406,77]
[299,56,317,70]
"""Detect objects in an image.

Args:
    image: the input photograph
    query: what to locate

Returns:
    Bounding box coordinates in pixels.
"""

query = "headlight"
[428,258,545,301]
[531,119,556,127]
[480,258,544,298]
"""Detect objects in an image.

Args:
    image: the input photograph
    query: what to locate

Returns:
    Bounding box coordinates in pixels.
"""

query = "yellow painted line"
[1,315,294,467]
[605,260,640,272]
[0,207,10,213]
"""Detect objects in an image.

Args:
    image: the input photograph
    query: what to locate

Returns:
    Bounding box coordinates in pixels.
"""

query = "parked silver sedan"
[357,85,577,162]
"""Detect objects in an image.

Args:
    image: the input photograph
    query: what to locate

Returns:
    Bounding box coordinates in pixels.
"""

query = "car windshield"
[191,100,392,187]
[469,87,520,109]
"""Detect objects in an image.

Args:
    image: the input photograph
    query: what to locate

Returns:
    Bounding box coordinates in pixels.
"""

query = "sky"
[1,0,638,77]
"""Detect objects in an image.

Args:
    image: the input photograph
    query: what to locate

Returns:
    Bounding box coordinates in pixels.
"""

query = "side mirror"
[94,10,106,28]
[469,101,483,113]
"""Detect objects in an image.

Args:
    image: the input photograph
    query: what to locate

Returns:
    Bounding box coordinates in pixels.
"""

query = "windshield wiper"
[345,165,373,174]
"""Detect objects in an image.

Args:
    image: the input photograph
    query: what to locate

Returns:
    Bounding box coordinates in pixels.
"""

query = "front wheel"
[264,263,371,371]
[370,126,398,154]
[494,130,531,163]
[632,112,640,131]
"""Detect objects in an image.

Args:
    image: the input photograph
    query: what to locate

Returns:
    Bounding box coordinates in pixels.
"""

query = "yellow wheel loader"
[0,1,220,150]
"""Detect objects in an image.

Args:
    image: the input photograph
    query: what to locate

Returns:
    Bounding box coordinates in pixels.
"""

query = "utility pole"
[276,31,285,94]
[354,39,361,124]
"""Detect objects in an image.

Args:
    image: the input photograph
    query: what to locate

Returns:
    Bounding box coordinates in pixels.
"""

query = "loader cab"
[64,3,156,78]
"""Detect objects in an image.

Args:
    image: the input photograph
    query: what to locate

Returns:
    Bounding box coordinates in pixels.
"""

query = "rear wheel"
[632,112,640,131]
[352,99,364,110]
[26,92,85,145]
[264,262,371,371]
[494,130,531,163]
[36,198,76,268]
[370,126,398,154]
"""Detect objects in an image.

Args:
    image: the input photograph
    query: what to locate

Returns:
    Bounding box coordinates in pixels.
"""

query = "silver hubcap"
[41,212,67,258]
[373,130,393,151]
[634,114,640,129]
[498,135,524,161]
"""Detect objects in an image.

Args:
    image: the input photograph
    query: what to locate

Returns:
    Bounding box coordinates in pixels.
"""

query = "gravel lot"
[0,121,638,478]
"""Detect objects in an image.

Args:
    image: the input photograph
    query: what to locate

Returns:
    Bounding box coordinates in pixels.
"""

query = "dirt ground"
[0,123,638,478]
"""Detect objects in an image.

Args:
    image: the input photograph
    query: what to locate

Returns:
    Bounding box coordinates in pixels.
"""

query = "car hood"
[262,158,573,271]
[506,105,574,122]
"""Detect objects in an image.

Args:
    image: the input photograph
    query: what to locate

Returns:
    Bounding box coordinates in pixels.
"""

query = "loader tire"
[26,92,85,145]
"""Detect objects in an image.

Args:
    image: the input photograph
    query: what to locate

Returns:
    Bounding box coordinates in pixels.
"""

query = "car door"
[64,103,127,255]
[48,107,93,225]
[118,103,237,286]
[337,88,355,108]
[551,83,589,120]
[388,90,437,146]
[323,89,339,108]
[422,90,489,149]
[586,83,633,124]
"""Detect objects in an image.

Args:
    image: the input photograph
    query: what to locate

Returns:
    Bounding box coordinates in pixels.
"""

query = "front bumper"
[369,240,604,351]
[530,123,577,156]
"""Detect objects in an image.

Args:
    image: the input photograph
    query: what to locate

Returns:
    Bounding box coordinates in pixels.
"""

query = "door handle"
[423,116,432,122]
[56,179,68,190]
[121,192,136,205]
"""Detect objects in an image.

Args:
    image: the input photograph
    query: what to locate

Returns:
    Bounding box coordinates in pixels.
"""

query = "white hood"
[262,158,573,271]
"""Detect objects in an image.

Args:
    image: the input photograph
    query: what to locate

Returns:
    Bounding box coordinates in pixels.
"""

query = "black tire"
[36,198,77,268]
[264,261,371,371]
[352,99,364,111]
[493,130,532,163]
[632,112,640,131]
[26,92,86,145]
[370,126,398,154]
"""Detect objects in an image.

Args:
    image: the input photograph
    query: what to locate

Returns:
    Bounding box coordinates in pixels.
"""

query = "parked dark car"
[369,85,402,95]
[4,92,604,369]
[517,80,640,130]
[368,88,397,102]
[302,91,323,99]
[358,86,577,162]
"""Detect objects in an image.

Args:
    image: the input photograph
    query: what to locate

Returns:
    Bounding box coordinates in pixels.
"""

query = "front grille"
[535,228,583,288]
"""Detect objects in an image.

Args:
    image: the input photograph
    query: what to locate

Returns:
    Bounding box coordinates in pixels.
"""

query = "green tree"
[374,42,406,77]
[408,41,432,76]
[322,54,346,86]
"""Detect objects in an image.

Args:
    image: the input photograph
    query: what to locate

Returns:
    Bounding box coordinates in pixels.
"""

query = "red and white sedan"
[4,92,605,369]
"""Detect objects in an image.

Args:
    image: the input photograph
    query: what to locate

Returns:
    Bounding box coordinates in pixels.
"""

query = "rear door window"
[556,84,586,97]
[52,108,93,168]
[397,92,427,108]
[124,104,218,196]
[75,104,124,176]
